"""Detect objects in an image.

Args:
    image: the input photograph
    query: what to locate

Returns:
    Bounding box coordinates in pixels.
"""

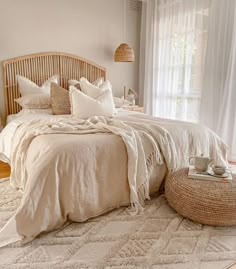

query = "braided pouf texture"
[165,168,236,226]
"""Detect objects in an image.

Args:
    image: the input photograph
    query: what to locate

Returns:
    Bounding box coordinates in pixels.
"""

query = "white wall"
[0,0,141,119]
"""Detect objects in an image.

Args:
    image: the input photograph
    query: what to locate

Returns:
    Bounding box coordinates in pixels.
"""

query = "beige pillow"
[50,83,71,115]
[15,94,51,109]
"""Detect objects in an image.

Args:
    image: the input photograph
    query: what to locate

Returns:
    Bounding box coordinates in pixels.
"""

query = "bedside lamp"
[114,43,135,99]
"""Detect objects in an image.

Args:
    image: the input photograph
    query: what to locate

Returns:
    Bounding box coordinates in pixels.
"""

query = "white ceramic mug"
[189,155,213,172]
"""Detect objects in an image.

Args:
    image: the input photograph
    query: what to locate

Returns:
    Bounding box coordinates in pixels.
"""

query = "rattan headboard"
[2,52,106,116]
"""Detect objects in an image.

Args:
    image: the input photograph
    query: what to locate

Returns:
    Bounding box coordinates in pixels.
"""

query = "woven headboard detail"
[2,52,106,116]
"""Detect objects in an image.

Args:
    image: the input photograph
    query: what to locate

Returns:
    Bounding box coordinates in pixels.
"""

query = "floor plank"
[0,161,10,179]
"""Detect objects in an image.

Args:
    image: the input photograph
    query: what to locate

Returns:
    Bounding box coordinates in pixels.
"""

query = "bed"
[0,52,228,247]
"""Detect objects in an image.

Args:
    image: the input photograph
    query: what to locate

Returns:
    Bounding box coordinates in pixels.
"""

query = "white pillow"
[80,77,103,98]
[15,93,51,109]
[17,75,59,96]
[79,78,117,114]
[113,97,131,108]
[68,79,81,89]
[68,77,104,90]
[91,77,104,87]
[100,80,113,90]
[69,86,114,119]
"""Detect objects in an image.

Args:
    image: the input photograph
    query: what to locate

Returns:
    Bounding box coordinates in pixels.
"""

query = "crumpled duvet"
[0,113,228,247]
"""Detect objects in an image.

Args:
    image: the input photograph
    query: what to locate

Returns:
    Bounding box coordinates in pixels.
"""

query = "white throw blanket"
[10,116,177,212]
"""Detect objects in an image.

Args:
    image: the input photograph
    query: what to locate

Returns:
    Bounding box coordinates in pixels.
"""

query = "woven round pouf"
[165,168,236,226]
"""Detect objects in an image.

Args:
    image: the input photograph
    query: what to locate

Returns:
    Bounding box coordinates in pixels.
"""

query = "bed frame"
[2,52,106,116]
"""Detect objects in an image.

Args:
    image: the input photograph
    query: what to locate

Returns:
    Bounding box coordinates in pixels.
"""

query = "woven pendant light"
[114,43,135,62]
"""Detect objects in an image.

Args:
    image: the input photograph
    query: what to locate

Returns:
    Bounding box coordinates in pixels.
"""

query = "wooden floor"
[0,161,11,179]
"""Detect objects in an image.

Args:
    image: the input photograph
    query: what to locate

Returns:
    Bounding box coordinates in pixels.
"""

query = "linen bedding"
[0,110,228,247]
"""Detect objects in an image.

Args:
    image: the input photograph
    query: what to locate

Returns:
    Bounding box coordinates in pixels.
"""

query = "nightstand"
[0,161,10,179]
[123,106,144,113]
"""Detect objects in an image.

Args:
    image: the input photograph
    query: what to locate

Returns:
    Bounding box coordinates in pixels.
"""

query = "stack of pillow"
[15,75,58,115]
[15,75,117,119]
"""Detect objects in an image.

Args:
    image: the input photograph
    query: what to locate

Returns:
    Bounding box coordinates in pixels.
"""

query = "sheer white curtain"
[200,0,236,161]
[140,0,210,121]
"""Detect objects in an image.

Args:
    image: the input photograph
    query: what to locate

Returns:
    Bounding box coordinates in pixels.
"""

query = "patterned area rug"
[0,178,236,269]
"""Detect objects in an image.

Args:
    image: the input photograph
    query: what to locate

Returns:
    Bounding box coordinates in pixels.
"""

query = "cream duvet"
[0,111,228,247]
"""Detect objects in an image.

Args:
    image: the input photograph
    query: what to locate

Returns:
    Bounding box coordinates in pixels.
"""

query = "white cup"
[212,165,230,175]
[189,156,213,172]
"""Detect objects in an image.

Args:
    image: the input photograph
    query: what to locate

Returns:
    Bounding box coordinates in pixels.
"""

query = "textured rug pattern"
[0,178,236,269]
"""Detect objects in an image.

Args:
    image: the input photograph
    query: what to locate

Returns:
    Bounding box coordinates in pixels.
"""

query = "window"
[153,0,210,122]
